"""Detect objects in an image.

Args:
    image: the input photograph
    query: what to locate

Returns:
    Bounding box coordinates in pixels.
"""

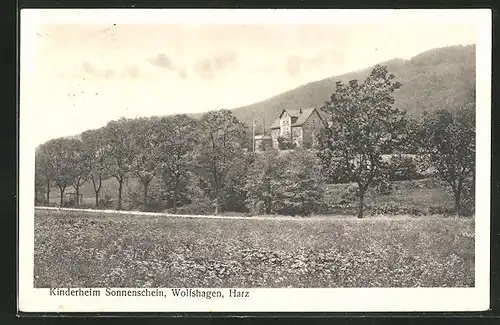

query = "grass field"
[34,209,474,288]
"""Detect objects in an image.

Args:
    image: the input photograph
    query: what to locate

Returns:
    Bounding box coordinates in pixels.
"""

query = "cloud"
[148,53,175,70]
[193,52,238,80]
[61,61,142,80]
[147,53,187,79]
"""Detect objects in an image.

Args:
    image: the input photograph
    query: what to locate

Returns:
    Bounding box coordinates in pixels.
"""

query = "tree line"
[35,65,476,218]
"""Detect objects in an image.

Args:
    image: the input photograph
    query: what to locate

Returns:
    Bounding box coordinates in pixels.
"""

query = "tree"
[220,152,255,212]
[81,128,110,208]
[157,115,198,213]
[68,139,88,207]
[317,64,407,218]
[43,138,78,207]
[272,150,325,216]
[244,151,282,215]
[245,150,324,216]
[103,118,135,210]
[129,118,162,211]
[35,144,56,205]
[416,104,475,216]
[196,109,248,215]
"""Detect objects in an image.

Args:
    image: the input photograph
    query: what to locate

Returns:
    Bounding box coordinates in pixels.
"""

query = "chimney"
[299,108,302,114]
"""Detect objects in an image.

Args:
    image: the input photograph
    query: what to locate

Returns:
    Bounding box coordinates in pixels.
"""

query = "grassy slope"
[34,210,474,288]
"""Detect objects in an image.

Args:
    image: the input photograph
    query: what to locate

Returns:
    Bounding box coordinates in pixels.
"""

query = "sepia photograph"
[18,9,491,312]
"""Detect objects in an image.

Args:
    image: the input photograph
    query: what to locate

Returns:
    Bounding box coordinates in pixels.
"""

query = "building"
[254,134,273,152]
[269,108,324,149]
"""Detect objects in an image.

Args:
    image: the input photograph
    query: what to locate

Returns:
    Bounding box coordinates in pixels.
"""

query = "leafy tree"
[244,151,282,215]
[317,64,407,218]
[271,150,325,216]
[245,150,324,216]
[81,128,110,208]
[157,115,198,213]
[415,105,475,216]
[35,144,56,204]
[196,109,247,215]
[103,118,135,210]
[68,139,88,207]
[43,138,78,207]
[220,152,255,212]
[129,118,162,210]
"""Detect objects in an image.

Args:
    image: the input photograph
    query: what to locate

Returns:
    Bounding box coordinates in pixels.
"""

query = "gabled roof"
[269,108,323,129]
[270,118,281,129]
[292,108,317,127]
[284,109,301,117]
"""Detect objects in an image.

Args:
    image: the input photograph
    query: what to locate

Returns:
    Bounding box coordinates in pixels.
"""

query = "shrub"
[245,149,325,216]
[99,195,114,209]
[459,178,475,217]
[244,151,284,215]
[387,155,422,181]
[220,153,255,213]
[277,136,297,150]
[375,179,393,195]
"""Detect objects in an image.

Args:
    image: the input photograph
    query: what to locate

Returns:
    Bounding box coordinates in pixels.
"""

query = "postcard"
[18,8,491,313]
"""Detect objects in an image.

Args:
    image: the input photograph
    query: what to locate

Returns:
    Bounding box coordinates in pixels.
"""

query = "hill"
[231,44,475,133]
[60,45,475,141]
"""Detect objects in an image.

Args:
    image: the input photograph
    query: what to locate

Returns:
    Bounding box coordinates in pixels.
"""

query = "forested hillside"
[231,44,475,133]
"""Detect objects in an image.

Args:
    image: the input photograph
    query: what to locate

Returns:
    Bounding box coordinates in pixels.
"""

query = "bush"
[277,136,297,150]
[375,179,393,195]
[387,155,422,181]
[459,178,475,217]
[245,149,325,216]
[370,203,426,216]
[220,153,255,213]
[99,195,114,209]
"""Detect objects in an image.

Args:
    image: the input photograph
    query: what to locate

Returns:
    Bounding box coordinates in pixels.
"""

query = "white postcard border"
[18,8,492,313]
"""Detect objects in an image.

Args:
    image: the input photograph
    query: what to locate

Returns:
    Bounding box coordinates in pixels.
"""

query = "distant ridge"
[61,44,475,141]
[231,44,475,133]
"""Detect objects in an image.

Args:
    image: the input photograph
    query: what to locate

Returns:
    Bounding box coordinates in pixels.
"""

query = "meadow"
[34,209,474,288]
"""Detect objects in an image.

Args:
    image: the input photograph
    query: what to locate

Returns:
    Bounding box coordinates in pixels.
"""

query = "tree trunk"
[59,187,65,207]
[172,174,180,214]
[117,178,123,210]
[92,175,102,209]
[95,190,99,209]
[46,183,50,205]
[454,191,461,217]
[143,183,148,211]
[75,186,80,208]
[357,189,365,219]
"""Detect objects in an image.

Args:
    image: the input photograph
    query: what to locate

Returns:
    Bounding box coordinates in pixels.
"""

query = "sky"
[24,18,477,145]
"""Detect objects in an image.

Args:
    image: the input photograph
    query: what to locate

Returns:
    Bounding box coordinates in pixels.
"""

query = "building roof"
[292,108,317,126]
[270,118,281,129]
[269,108,322,129]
